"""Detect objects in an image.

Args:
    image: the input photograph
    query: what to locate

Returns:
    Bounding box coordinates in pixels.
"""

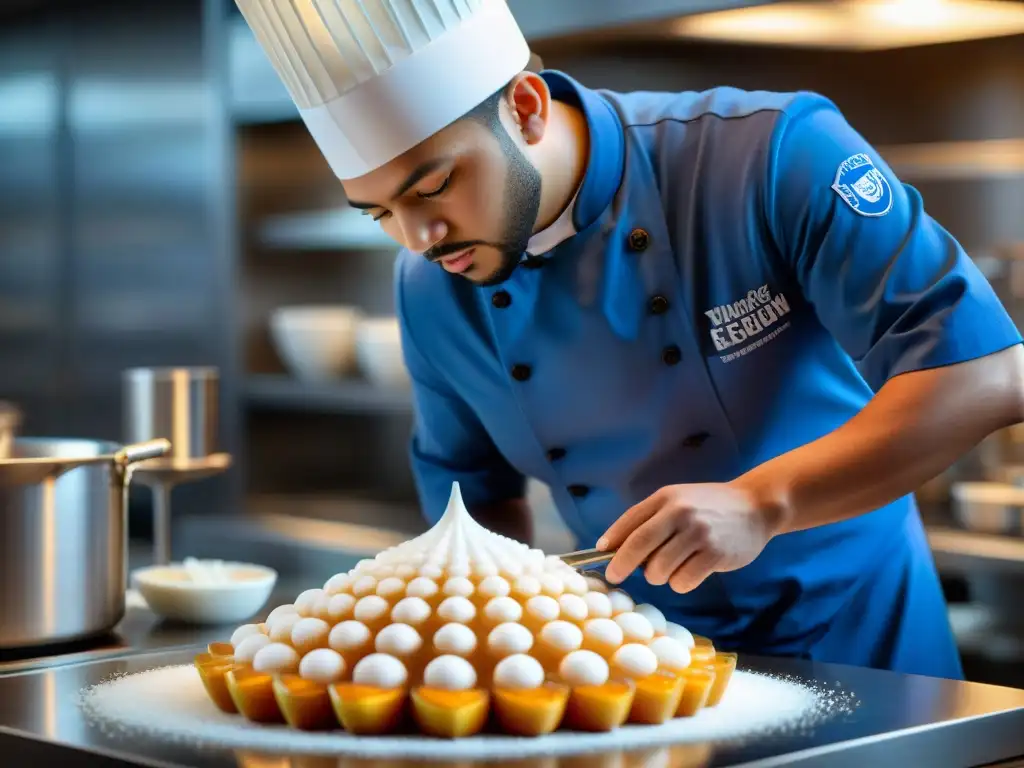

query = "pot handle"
[114,438,172,467]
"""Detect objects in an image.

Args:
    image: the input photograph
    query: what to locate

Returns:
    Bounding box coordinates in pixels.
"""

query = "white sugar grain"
[78,665,854,761]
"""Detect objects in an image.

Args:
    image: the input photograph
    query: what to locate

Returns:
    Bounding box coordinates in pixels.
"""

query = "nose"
[398,215,448,255]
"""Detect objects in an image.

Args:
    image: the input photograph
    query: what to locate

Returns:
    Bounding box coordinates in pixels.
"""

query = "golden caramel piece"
[675,667,715,717]
[226,667,285,723]
[411,687,491,738]
[689,641,717,666]
[273,675,338,730]
[705,652,737,706]
[492,683,570,736]
[194,655,238,713]
[563,680,635,732]
[628,672,686,725]
[328,683,407,735]
[208,641,235,657]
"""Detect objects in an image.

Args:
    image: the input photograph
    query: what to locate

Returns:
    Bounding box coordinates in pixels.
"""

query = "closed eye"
[418,176,450,199]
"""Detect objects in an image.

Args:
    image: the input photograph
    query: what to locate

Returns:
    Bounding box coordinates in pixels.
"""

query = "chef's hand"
[596,481,781,593]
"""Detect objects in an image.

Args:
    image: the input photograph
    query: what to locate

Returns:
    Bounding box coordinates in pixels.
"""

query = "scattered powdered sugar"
[77,665,857,760]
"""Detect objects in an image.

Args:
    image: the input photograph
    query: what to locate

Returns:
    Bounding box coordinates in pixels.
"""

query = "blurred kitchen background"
[2,0,1024,683]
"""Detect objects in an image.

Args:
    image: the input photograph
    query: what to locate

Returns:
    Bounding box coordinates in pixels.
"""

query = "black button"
[511,364,532,382]
[628,228,650,252]
[546,447,566,462]
[683,432,710,448]
[491,290,512,309]
[568,484,590,498]
[521,256,545,269]
[662,345,682,366]
[649,295,669,315]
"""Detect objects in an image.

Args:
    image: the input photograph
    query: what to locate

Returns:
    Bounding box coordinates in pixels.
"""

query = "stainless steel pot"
[0,401,21,460]
[0,437,170,649]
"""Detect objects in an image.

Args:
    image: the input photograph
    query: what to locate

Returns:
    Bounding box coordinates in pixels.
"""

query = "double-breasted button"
[649,295,669,315]
[491,290,512,309]
[511,364,532,382]
[662,345,682,366]
[547,447,567,462]
[628,228,650,252]
[683,432,710,448]
[521,256,545,269]
[568,484,590,498]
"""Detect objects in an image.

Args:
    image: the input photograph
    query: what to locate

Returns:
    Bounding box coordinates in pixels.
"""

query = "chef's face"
[341,74,545,286]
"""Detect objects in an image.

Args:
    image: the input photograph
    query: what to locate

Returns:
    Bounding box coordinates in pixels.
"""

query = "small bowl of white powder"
[131,557,277,625]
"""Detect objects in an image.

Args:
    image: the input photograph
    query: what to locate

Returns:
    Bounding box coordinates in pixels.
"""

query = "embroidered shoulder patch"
[831,152,893,217]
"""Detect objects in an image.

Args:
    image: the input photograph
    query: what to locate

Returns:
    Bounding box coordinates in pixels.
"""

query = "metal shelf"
[245,374,412,414]
[256,207,397,251]
[927,525,1024,576]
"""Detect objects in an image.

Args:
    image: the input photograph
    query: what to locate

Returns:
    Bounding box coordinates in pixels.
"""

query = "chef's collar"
[521,70,626,259]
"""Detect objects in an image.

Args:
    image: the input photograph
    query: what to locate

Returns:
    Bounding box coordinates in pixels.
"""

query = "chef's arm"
[756,96,1024,537]
[740,344,1024,535]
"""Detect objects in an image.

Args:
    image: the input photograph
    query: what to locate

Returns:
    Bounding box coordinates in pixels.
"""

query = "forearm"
[471,498,534,546]
[739,344,1024,536]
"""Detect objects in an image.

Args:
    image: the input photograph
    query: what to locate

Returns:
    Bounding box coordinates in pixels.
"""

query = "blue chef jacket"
[393,71,1022,680]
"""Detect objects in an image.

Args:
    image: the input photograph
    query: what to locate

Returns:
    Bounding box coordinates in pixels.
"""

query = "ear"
[506,72,550,145]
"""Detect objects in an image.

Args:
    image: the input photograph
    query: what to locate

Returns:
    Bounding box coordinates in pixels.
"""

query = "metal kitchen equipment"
[0,401,20,460]
[0,438,170,650]
[560,547,617,571]
[950,481,1024,536]
[122,367,232,566]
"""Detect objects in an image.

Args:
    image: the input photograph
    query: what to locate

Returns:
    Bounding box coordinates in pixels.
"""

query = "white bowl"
[131,559,278,625]
[356,316,411,389]
[269,305,363,381]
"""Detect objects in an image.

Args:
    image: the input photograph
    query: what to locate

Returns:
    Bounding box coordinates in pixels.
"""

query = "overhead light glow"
[672,0,1024,50]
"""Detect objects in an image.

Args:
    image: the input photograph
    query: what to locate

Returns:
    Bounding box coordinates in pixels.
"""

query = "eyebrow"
[347,157,449,210]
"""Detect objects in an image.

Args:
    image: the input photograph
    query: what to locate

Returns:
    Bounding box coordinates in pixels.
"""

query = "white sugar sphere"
[376,577,407,599]
[354,595,390,623]
[649,636,691,671]
[612,643,659,678]
[493,654,545,689]
[269,612,301,643]
[634,603,668,634]
[252,642,300,674]
[437,596,476,624]
[233,633,271,663]
[230,623,263,647]
[351,575,378,597]
[391,596,432,626]
[443,577,475,598]
[294,588,324,616]
[406,576,440,599]
[395,563,418,580]
[326,593,356,622]
[583,592,613,619]
[559,650,610,687]
[584,576,610,594]
[540,573,565,597]
[607,590,635,615]
[323,572,351,595]
[558,594,589,622]
[424,655,477,691]
[564,571,589,596]
[352,653,408,688]
[328,620,371,652]
[484,596,523,624]
[299,648,346,684]
[478,575,511,599]
[433,622,478,656]
[512,575,541,598]
[488,622,534,656]
[583,618,624,650]
[291,617,331,653]
[419,563,445,580]
[266,604,298,625]
[374,623,423,657]
[525,595,560,623]
[540,620,584,652]
[615,611,655,643]
[665,622,696,648]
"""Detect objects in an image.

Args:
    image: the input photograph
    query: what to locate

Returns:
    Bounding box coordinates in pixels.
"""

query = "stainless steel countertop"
[0,648,1023,768]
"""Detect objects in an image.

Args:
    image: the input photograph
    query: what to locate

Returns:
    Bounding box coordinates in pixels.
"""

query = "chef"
[236,0,1024,680]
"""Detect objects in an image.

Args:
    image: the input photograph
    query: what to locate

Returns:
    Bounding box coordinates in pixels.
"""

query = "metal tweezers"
[558,547,617,572]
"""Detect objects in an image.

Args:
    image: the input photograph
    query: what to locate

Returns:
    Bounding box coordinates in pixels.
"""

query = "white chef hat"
[235,0,531,180]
